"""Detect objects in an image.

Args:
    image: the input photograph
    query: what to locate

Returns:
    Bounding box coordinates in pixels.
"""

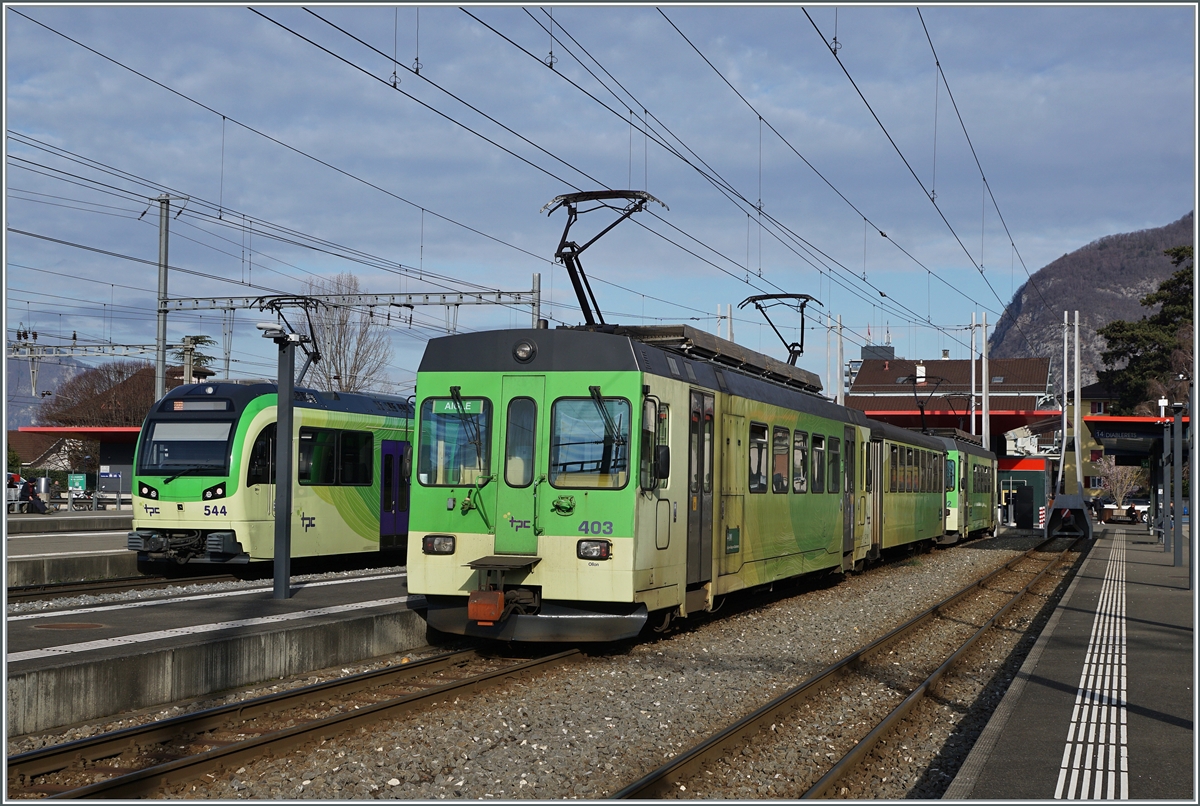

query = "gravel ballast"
[10,532,1078,799]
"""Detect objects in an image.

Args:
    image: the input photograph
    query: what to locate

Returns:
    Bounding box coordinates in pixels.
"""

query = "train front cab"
[410,362,667,642]
[129,383,412,565]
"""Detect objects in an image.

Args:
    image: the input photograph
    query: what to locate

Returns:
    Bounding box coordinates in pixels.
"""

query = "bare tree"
[299,273,393,392]
[1095,454,1146,508]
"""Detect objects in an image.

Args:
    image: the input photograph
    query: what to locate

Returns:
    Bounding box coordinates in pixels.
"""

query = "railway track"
[612,535,1083,799]
[6,574,241,604]
[7,648,581,799]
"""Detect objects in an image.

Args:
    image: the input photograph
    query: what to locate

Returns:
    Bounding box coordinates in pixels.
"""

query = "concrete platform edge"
[7,608,428,737]
[5,514,133,534]
[944,536,1101,799]
[7,553,140,587]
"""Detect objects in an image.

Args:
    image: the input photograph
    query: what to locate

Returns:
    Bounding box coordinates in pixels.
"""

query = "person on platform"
[19,480,49,514]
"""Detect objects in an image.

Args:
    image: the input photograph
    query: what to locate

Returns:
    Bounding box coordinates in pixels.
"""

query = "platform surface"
[948,522,1194,800]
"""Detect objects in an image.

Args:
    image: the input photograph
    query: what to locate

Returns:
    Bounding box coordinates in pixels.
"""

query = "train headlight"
[138,482,159,499]
[422,534,456,555]
[512,339,537,363]
[202,483,227,501]
[577,539,612,560]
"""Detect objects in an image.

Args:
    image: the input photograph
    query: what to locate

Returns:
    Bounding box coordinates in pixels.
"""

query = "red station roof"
[18,426,142,444]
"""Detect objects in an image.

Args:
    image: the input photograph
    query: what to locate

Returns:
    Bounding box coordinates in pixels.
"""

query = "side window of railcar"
[772,427,790,493]
[247,422,276,486]
[828,437,841,494]
[549,397,631,489]
[339,431,373,485]
[922,452,930,492]
[945,458,956,492]
[811,435,826,493]
[748,423,768,494]
[889,445,898,493]
[906,448,915,493]
[792,431,809,493]
[298,428,337,485]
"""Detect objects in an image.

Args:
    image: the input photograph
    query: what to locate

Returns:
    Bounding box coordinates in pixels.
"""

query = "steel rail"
[612,537,1077,799]
[11,648,579,798]
[800,535,1083,798]
[7,574,239,603]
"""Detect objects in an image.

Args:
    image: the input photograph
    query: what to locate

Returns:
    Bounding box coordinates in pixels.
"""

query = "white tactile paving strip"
[1054,538,1127,800]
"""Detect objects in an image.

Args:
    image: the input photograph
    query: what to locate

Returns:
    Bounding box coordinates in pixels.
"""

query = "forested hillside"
[989,212,1193,394]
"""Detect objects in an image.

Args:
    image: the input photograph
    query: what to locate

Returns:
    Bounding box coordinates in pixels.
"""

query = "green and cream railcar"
[937,436,997,540]
[128,382,413,565]
[408,325,958,642]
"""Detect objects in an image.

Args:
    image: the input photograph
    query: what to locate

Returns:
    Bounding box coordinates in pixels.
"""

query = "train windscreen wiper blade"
[448,385,485,467]
[589,386,626,446]
[162,466,210,484]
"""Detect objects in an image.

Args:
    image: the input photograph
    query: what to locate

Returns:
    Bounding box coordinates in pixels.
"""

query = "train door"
[379,439,409,550]
[494,375,545,555]
[720,413,745,576]
[244,421,276,555]
[869,439,884,559]
[842,426,856,568]
[686,391,714,586]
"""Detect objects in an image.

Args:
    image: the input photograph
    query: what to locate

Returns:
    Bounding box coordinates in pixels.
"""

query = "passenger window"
[657,403,670,490]
[298,428,337,485]
[889,445,898,493]
[945,458,956,492]
[811,435,826,494]
[772,427,790,493]
[792,431,809,493]
[748,423,768,494]
[828,438,840,494]
[905,448,914,493]
[505,397,537,488]
[339,431,373,486]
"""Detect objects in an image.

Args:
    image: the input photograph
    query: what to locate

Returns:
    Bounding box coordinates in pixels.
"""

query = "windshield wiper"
[162,466,214,484]
[449,386,485,467]
[588,386,626,446]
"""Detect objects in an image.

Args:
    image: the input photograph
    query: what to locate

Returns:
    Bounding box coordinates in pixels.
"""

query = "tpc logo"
[142,504,160,516]
[300,512,316,531]
[507,514,531,532]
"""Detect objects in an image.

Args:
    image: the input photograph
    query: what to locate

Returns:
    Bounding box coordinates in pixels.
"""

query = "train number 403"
[203,505,228,517]
[578,520,613,535]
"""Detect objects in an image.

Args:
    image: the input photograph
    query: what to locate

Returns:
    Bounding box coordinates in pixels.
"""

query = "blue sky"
[4,4,1196,403]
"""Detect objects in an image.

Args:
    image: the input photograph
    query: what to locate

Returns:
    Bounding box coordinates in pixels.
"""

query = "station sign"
[68,474,86,491]
[99,472,122,479]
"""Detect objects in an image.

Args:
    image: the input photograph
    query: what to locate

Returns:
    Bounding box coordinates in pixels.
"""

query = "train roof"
[158,382,413,418]
[420,328,984,453]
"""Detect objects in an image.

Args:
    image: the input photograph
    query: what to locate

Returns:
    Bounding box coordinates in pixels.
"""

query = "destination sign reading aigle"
[433,399,484,415]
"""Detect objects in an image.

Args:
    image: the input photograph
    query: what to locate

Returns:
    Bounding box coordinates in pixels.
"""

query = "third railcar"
[407,324,995,642]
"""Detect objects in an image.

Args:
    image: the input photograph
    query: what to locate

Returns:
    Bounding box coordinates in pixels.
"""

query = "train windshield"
[549,397,630,489]
[138,420,234,477]
[417,397,492,486]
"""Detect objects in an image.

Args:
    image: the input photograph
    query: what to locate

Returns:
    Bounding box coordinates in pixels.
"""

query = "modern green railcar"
[937,436,997,540]
[127,381,413,565]
[407,325,977,642]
